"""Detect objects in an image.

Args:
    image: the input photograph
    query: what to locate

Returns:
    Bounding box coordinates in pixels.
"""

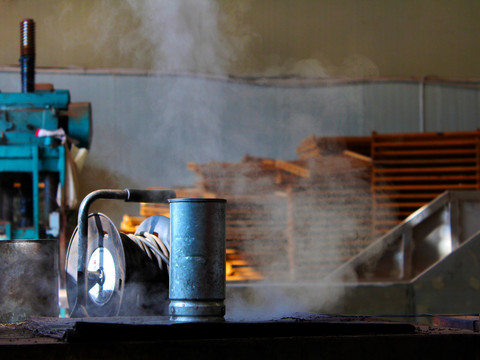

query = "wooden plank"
[373,193,442,199]
[372,130,480,141]
[373,210,419,217]
[187,162,199,172]
[374,166,478,173]
[374,157,477,165]
[372,139,478,148]
[275,160,311,178]
[373,184,477,190]
[297,135,371,155]
[296,135,318,153]
[374,148,476,156]
[374,202,427,208]
[298,148,322,160]
[373,175,477,182]
[373,220,403,226]
[343,150,372,163]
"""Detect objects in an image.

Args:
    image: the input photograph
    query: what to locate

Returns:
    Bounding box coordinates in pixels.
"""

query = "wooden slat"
[373,184,477,190]
[275,160,311,178]
[372,130,480,140]
[343,150,372,163]
[374,157,477,165]
[374,166,478,173]
[373,210,419,216]
[374,202,428,208]
[374,148,476,156]
[372,175,477,182]
[372,139,478,148]
[373,193,442,199]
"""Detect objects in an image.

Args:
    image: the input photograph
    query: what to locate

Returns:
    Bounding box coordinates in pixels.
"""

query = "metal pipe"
[169,198,226,322]
[19,19,35,93]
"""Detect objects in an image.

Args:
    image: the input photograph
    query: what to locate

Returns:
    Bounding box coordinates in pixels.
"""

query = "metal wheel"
[65,213,125,317]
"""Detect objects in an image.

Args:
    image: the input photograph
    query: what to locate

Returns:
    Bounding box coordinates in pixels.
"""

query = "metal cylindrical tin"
[169,198,226,322]
[0,239,58,322]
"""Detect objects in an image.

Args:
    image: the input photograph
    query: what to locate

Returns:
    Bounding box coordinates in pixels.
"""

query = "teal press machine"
[0,19,92,241]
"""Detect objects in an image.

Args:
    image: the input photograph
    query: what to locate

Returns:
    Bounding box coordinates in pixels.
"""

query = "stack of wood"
[189,156,293,281]
[189,151,373,281]
[297,135,371,160]
[289,154,373,279]
[120,188,209,233]
[187,155,301,194]
[224,195,289,280]
[125,186,263,282]
[122,131,480,282]
[371,130,480,237]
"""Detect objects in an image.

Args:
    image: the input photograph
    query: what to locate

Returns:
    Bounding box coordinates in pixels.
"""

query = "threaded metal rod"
[19,19,35,93]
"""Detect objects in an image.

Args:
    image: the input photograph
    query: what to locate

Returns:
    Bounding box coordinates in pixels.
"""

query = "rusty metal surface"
[0,240,58,323]
[433,316,480,332]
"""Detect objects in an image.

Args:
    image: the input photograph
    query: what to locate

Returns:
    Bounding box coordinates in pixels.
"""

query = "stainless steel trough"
[227,191,480,317]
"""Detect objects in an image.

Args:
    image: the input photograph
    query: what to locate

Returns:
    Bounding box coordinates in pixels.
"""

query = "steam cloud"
[125,0,237,74]
[119,0,374,320]
[48,0,380,319]
[265,54,379,78]
[218,153,370,320]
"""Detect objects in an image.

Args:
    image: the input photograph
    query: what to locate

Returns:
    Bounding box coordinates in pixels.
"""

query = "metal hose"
[126,232,170,273]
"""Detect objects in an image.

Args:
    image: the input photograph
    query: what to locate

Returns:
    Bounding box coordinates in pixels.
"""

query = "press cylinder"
[169,198,226,322]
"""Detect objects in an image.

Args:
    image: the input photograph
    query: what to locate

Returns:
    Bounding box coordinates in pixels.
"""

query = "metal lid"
[168,198,226,203]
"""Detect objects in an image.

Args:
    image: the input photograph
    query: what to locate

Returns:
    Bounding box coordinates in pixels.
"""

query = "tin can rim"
[168,198,226,203]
